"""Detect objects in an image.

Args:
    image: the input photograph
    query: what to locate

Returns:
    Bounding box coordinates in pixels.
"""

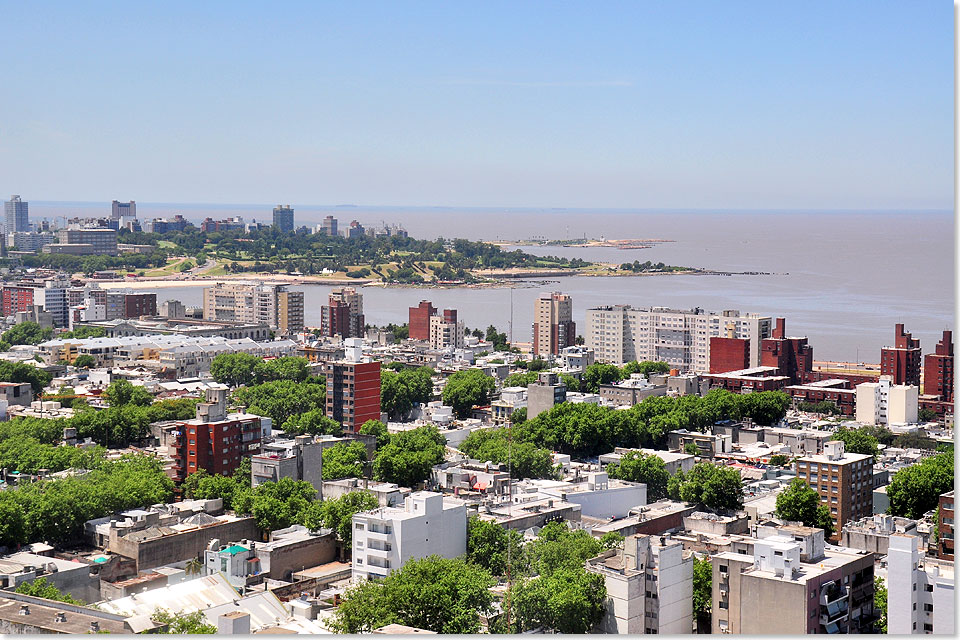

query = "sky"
[0,1,952,210]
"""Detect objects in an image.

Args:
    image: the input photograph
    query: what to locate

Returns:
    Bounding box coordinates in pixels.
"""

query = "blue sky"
[0,1,952,209]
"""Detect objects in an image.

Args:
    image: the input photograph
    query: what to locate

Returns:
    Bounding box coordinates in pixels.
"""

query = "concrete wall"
[259,534,337,581]
[109,517,259,571]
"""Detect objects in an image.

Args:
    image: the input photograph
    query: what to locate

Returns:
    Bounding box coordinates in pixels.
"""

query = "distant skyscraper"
[111,200,136,220]
[532,291,575,356]
[4,195,29,234]
[273,205,294,233]
[321,215,338,237]
[880,323,921,386]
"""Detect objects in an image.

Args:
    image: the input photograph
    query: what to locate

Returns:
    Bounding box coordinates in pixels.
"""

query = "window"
[774,551,783,556]
[719,565,728,573]
[925,584,933,592]
[719,601,728,610]
[924,603,933,612]
[355,523,364,530]
[913,603,917,611]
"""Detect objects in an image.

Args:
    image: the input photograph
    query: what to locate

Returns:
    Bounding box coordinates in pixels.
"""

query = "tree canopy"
[373,426,446,488]
[332,556,496,634]
[322,441,367,480]
[380,366,434,419]
[466,516,527,577]
[0,361,53,395]
[1,322,54,347]
[300,491,378,545]
[668,462,744,511]
[458,427,556,479]
[605,450,670,500]
[442,369,497,418]
[280,408,342,436]
[830,426,879,458]
[774,478,835,536]
[233,379,327,426]
[886,452,953,519]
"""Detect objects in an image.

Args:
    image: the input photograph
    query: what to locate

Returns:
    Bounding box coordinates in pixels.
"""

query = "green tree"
[359,419,390,449]
[510,568,606,634]
[684,442,700,456]
[466,516,527,577]
[380,367,434,419]
[332,556,495,634]
[1,322,54,346]
[59,326,107,340]
[622,360,671,376]
[180,469,209,499]
[768,454,791,467]
[373,426,446,487]
[299,491,377,545]
[886,452,954,519]
[692,555,712,631]
[582,363,623,392]
[103,379,153,407]
[194,473,242,510]
[210,352,261,387]
[281,408,342,436]
[831,427,879,458]
[774,478,835,536]
[14,577,83,605]
[322,441,367,480]
[671,462,744,511]
[509,407,527,425]
[442,369,497,418]
[253,356,311,383]
[232,477,316,532]
[526,521,604,577]
[151,609,217,634]
[72,354,96,368]
[503,371,538,388]
[458,427,556,479]
[233,380,327,426]
[874,577,888,633]
[917,407,937,423]
[605,451,670,500]
[0,361,53,395]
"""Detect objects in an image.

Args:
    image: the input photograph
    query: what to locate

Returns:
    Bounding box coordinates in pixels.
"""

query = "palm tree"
[184,557,203,577]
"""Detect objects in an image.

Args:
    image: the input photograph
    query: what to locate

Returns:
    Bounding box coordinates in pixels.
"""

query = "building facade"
[887,534,954,635]
[586,306,772,373]
[48,228,119,256]
[202,283,301,332]
[4,195,29,234]
[532,291,575,356]
[795,441,873,543]
[881,323,922,386]
[428,309,464,350]
[923,330,953,403]
[760,317,814,384]
[324,340,381,433]
[272,205,294,232]
[351,492,467,581]
[111,200,136,221]
[320,287,364,338]
[855,377,919,426]
[408,300,437,341]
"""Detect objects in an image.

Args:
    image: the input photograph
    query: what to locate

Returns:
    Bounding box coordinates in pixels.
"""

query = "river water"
[37,203,948,363]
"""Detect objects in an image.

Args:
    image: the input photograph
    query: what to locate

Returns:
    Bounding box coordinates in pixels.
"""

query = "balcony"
[820,600,849,626]
[365,545,392,558]
[820,583,848,606]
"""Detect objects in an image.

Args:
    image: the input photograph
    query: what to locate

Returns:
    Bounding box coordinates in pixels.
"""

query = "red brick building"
[923,330,953,403]
[760,318,813,384]
[325,360,381,433]
[702,366,790,393]
[2,285,35,315]
[880,323,921,386]
[320,288,364,338]
[784,379,857,416]
[171,388,262,482]
[122,292,157,318]
[408,300,437,341]
[709,337,750,373]
[937,490,954,561]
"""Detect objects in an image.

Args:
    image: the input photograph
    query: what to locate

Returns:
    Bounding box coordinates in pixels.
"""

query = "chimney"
[773,318,786,339]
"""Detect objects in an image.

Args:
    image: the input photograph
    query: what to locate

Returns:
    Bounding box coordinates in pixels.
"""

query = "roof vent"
[55,612,67,623]
[90,621,100,632]
[18,605,30,616]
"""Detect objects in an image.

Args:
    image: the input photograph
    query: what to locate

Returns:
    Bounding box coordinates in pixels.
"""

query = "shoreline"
[92,268,782,291]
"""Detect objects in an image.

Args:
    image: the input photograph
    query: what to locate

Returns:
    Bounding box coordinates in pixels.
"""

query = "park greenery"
[774,478,835,536]
[667,462,744,511]
[886,452,953,519]
[0,454,174,548]
[606,450,670,500]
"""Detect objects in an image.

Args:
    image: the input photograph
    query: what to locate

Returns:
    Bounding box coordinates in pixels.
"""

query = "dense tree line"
[0,361,53,395]
[210,354,312,387]
[466,389,789,463]
[232,379,327,427]
[606,450,670,500]
[0,455,174,548]
[457,428,557,479]
[581,360,672,393]
[380,366,434,419]
[442,369,497,418]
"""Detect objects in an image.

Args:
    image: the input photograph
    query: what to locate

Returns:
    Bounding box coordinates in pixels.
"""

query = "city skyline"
[0,2,952,210]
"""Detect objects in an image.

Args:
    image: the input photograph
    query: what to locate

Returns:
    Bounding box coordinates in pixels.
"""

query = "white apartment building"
[886,534,954,635]
[351,491,467,581]
[586,534,694,634]
[429,313,465,350]
[202,283,303,332]
[585,306,771,373]
[856,376,919,426]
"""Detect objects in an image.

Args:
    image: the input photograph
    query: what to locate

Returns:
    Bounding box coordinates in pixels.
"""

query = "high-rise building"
[1,286,35,316]
[408,300,437,341]
[202,283,302,332]
[171,387,262,483]
[586,306,772,373]
[321,215,338,237]
[936,491,954,561]
[324,339,381,433]
[711,524,876,634]
[10,231,55,253]
[532,291,575,356]
[795,441,873,543]
[104,291,157,320]
[111,200,136,221]
[923,330,953,403]
[47,228,119,256]
[272,205,294,233]
[886,534,954,635]
[761,317,814,384]
[586,533,694,634]
[429,309,464,350]
[4,195,29,234]
[320,287,364,338]
[277,289,304,335]
[881,323,922,386]
[346,220,365,238]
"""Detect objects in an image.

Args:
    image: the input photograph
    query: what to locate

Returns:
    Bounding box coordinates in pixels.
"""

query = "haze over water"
[30,203,955,363]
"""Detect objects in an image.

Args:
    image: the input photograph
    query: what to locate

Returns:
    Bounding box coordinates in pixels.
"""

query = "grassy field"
[142,257,193,277]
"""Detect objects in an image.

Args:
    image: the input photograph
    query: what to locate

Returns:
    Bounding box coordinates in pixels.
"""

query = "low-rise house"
[0,553,101,603]
[841,514,920,556]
